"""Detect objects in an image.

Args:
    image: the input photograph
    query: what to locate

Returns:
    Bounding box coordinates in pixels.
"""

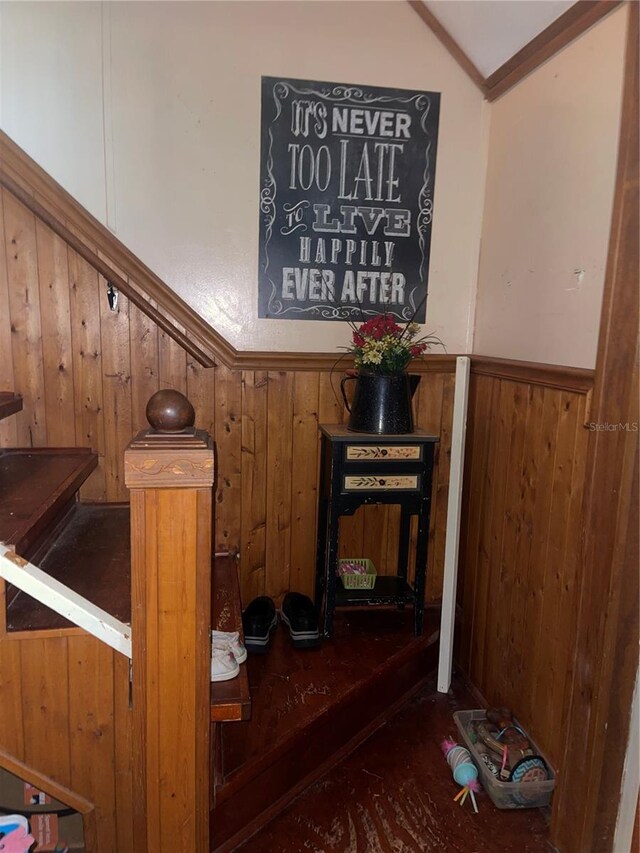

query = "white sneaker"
[211,630,247,664]
[211,647,240,682]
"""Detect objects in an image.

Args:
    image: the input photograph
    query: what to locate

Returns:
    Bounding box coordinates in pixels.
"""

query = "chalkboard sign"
[258,76,440,322]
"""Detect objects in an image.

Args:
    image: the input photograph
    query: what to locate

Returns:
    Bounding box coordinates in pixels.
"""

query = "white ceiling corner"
[423,0,577,78]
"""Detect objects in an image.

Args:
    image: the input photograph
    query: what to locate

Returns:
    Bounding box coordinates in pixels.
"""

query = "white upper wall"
[0,2,107,220]
[0,0,488,354]
[473,4,627,368]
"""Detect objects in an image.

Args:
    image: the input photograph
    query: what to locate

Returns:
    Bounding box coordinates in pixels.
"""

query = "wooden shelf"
[0,448,98,558]
[0,392,22,421]
[335,576,416,606]
[210,556,250,722]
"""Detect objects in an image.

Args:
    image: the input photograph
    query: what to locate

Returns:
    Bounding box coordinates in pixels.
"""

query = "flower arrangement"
[346,313,443,375]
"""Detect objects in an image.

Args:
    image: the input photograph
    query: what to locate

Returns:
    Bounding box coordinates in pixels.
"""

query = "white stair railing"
[0,543,131,658]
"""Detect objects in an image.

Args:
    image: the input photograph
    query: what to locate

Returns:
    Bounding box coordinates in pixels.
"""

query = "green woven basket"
[337,558,377,590]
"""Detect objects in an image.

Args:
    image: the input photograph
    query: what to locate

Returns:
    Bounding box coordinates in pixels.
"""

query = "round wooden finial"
[146,390,195,433]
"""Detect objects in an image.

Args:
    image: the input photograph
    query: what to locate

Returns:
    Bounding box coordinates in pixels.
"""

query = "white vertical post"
[613,666,639,853]
[437,356,470,694]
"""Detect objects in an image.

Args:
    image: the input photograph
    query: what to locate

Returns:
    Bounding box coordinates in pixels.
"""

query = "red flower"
[355,315,403,341]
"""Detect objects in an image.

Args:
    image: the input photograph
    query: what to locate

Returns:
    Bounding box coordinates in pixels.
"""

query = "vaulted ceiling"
[423,0,576,76]
[410,0,621,100]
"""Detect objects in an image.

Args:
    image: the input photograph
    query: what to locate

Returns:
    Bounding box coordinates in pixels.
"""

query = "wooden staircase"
[0,394,255,851]
[211,608,440,852]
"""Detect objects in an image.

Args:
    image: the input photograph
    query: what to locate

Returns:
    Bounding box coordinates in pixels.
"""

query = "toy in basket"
[337,558,377,590]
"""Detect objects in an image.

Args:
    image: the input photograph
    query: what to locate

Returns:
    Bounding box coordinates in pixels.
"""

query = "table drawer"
[344,444,423,461]
[343,474,420,492]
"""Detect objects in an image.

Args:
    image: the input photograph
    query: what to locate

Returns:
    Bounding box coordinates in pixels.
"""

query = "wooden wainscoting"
[0,185,455,605]
[238,366,455,605]
[457,358,593,773]
[0,632,134,851]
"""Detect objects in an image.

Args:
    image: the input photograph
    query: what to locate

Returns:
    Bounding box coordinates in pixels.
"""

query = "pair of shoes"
[281,593,321,649]
[211,648,239,682]
[242,597,278,654]
[212,629,247,664]
[242,593,321,653]
[210,630,247,682]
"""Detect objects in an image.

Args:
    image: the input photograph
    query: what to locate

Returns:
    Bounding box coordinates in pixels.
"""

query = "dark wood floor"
[239,674,553,853]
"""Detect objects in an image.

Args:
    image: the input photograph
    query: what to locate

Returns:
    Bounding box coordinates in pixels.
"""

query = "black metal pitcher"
[340,372,420,434]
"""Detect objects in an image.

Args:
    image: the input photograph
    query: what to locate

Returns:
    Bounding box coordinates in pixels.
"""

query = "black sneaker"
[280,593,321,649]
[242,596,277,654]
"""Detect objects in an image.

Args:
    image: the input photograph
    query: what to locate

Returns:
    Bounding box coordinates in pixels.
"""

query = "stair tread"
[219,609,439,790]
[0,448,98,558]
[5,504,250,724]
[6,502,131,632]
[211,609,440,850]
[210,556,250,722]
[0,392,22,421]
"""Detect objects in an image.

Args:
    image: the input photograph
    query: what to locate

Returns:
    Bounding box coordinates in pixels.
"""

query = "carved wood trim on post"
[125,392,214,853]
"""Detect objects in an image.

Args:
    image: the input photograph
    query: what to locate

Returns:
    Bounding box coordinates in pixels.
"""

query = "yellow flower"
[361,348,383,365]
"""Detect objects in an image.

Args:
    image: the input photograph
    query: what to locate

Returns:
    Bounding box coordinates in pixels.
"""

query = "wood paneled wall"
[457,368,591,772]
[0,186,455,606]
[0,632,133,852]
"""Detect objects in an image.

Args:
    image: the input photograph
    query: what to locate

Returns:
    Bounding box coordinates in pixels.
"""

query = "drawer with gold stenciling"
[341,442,428,493]
[343,444,423,462]
[342,472,421,492]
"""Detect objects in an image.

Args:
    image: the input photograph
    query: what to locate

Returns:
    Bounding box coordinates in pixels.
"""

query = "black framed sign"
[258,76,440,322]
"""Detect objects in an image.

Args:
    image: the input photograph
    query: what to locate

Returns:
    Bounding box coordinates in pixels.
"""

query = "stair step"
[211,556,250,722]
[211,609,440,852]
[0,448,98,560]
[4,505,249,726]
[6,502,131,632]
[0,392,22,422]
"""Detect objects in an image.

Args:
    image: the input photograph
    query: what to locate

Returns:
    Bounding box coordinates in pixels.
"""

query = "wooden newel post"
[125,390,214,853]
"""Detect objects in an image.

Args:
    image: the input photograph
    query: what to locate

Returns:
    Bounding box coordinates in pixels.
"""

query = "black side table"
[315,425,438,637]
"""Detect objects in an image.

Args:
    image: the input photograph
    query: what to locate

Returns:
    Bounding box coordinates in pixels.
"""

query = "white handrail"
[0,543,131,658]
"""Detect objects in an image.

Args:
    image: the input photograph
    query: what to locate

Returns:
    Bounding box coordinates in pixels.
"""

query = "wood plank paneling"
[265,371,295,604]
[100,284,132,503]
[289,372,320,598]
[68,637,117,850]
[457,372,591,774]
[128,296,160,435]
[3,190,46,447]
[158,314,187,395]
[0,192,18,446]
[68,249,106,501]
[20,637,72,785]
[35,220,76,447]
[113,652,135,853]
[0,638,24,760]
[214,365,242,554]
[239,371,268,603]
[0,633,133,853]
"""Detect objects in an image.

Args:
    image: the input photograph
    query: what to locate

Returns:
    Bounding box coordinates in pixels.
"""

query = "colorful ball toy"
[441,737,480,812]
